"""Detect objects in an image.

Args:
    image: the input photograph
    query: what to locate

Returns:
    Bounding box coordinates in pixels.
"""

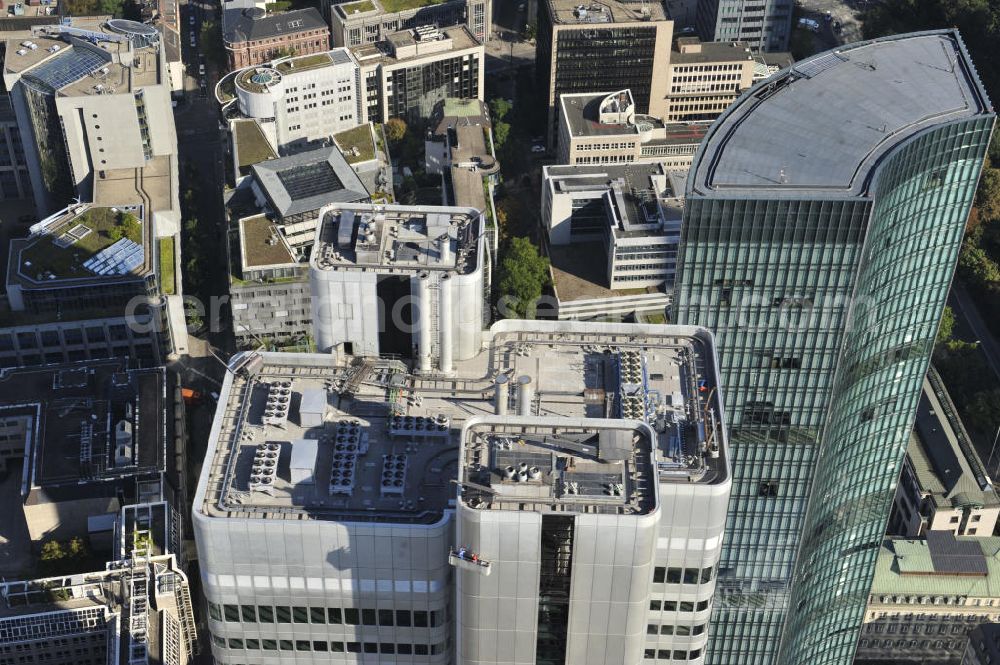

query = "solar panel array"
[25,46,108,91]
[927,530,988,575]
[275,162,343,201]
[83,238,144,276]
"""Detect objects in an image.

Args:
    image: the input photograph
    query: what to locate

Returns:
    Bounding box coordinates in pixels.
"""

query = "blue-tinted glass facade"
[673,31,994,665]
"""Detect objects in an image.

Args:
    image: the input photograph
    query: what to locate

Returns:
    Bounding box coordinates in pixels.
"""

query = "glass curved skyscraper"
[673,30,995,665]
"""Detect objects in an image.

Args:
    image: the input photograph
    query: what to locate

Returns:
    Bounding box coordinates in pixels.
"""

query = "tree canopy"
[489,97,512,123]
[385,117,407,143]
[497,236,550,319]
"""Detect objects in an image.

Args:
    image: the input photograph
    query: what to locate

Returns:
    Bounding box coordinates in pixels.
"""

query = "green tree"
[493,121,511,150]
[66,537,87,559]
[497,236,550,319]
[936,305,955,345]
[522,22,537,40]
[39,540,65,562]
[489,97,512,123]
[385,117,407,143]
[967,388,1000,433]
[976,168,1000,222]
[958,241,1000,285]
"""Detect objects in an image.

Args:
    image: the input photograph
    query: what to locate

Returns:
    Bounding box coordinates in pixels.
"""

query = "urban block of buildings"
[889,368,1000,539]
[542,161,683,321]
[0,510,197,665]
[223,4,330,70]
[0,356,198,663]
[194,319,729,665]
[0,358,175,549]
[858,533,1000,665]
[329,0,490,47]
[1,21,189,362]
[673,30,995,665]
[309,202,486,365]
[536,0,673,146]
[227,145,372,349]
[219,48,363,156]
[351,24,483,124]
[558,89,710,169]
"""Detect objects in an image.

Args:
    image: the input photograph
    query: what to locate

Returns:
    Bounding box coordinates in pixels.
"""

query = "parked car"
[530,145,545,153]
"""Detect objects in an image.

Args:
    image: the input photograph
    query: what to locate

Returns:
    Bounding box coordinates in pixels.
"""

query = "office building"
[558,90,710,169]
[310,202,485,365]
[696,0,794,53]
[352,25,483,124]
[542,161,682,320]
[672,31,995,665]
[1,22,189,359]
[0,487,196,665]
[889,367,1000,539]
[219,49,362,155]
[962,624,1000,665]
[857,534,1000,665]
[329,0,490,47]
[0,358,176,548]
[223,7,330,70]
[194,319,728,665]
[227,145,371,349]
[664,37,790,121]
[3,22,180,219]
[536,0,673,146]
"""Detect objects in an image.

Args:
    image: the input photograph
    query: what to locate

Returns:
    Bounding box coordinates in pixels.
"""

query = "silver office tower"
[673,31,994,665]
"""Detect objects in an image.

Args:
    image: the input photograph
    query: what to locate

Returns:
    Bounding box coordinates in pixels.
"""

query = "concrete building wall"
[455,508,542,665]
[0,316,164,368]
[193,511,454,664]
[310,270,380,356]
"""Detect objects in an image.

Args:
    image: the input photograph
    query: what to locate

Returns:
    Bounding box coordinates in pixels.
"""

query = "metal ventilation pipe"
[517,375,534,416]
[439,273,453,373]
[494,374,509,415]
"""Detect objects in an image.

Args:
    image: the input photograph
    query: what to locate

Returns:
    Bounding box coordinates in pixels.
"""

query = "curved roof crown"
[690,30,994,198]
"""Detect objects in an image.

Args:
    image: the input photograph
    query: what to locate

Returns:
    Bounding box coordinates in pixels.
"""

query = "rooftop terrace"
[9,205,150,286]
[196,321,726,524]
[691,30,994,197]
[239,214,297,269]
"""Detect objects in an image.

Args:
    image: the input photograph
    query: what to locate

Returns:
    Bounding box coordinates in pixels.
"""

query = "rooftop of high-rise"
[194,321,726,525]
[690,30,994,198]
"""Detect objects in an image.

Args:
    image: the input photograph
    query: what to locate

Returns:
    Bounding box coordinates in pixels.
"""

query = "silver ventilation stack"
[439,273,454,373]
[494,375,509,415]
[517,376,534,416]
[417,272,432,373]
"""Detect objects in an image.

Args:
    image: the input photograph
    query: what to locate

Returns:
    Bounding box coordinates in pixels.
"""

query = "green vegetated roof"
[276,53,332,73]
[340,0,377,13]
[241,215,296,268]
[379,0,445,13]
[158,236,175,295]
[20,207,143,279]
[335,124,376,164]
[235,120,277,168]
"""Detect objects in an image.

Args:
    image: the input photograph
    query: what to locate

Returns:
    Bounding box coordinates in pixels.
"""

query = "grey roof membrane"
[691,31,993,198]
[252,145,369,218]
